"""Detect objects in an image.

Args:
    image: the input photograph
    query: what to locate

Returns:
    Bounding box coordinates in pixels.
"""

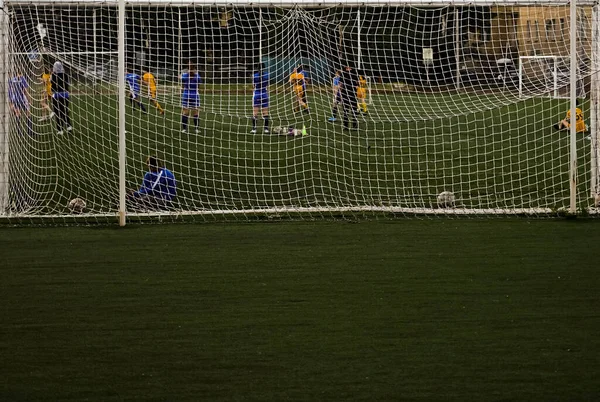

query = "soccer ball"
[68,197,86,214]
[437,191,456,208]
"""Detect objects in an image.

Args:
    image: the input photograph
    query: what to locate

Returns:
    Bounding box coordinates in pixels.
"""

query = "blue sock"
[182,115,188,130]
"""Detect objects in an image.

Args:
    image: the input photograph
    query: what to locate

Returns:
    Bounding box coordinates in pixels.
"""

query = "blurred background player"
[340,64,359,130]
[40,66,54,121]
[357,74,368,114]
[251,63,270,134]
[181,62,201,134]
[8,70,33,136]
[289,66,309,114]
[328,70,342,122]
[142,68,164,115]
[554,99,587,133]
[297,64,309,111]
[125,68,147,112]
[127,155,177,211]
[51,61,72,135]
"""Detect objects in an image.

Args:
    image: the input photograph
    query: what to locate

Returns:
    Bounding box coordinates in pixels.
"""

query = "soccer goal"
[0,0,599,225]
[519,55,585,98]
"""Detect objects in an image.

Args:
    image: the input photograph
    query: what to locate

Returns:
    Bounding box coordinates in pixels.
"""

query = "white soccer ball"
[437,191,456,208]
[68,197,86,214]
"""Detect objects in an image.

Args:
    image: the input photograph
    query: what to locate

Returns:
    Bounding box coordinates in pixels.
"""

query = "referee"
[51,61,72,135]
[339,64,359,130]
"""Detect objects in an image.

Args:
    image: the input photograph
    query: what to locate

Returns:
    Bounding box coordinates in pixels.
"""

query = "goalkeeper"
[40,66,54,121]
[554,100,588,133]
[357,74,368,114]
[142,69,165,115]
[289,66,309,114]
[127,155,177,211]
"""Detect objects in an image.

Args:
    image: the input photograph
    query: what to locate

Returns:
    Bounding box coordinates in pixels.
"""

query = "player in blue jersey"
[181,62,201,134]
[125,68,147,112]
[127,155,177,211]
[251,63,269,134]
[328,70,342,122]
[8,72,33,136]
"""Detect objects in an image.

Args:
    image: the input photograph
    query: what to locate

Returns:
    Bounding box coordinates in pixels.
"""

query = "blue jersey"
[333,76,341,95]
[135,168,177,201]
[8,76,28,105]
[126,73,141,96]
[181,71,201,95]
[252,71,269,108]
[253,71,269,93]
[181,71,201,108]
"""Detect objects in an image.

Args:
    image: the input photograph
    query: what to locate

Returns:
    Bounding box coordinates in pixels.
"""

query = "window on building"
[546,19,555,40]
[534,20,540,42]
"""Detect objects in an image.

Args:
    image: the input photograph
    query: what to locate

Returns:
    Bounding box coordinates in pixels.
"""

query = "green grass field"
[1,220,599,401]
[7,85,595,220]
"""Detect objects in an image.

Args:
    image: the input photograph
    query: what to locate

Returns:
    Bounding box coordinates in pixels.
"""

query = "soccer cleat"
[57,130,64,135]
[264,129,269,134]
[66,126,73,132]
[553,123,560,130]
[250,129,257,134]
[38,116,47,122]
[195,129,200,135]
[328,117,336,122]
[49,112,55,119]
[181,129,187,134]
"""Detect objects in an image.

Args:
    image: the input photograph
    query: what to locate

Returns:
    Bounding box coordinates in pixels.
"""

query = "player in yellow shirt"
[554,100,587,133]
[289,66,309,114]
[40,67,54,121]
[357,75,367,114]
[142,69,164,115]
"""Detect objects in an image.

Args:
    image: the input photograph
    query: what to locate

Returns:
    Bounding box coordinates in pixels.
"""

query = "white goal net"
[0,0,599,224]
[519,55,585,98]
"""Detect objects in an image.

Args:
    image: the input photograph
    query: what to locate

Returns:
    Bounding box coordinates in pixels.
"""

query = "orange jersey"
[289,72,305,87]
[142,72,157,89]
[42,73,52,95]
[357,87,366,100]
[565,107,587,133]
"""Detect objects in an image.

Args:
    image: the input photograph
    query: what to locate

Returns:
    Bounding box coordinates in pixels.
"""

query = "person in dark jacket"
[339,64,359,130]
[51,61,72,134]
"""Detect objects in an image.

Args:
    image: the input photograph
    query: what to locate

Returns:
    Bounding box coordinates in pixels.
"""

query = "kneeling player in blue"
[127,155,177,211]
[181,63,201,134]
[251,63,269,134]
[8,72,33,136]
[125,69,147,112]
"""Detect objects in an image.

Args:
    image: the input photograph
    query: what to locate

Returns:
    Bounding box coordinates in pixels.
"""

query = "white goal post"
[0,0,599,226]
[518,55,585,98]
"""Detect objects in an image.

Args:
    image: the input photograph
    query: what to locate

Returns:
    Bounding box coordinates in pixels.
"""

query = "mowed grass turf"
[11,87,594,216]
[1,219,599,401]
